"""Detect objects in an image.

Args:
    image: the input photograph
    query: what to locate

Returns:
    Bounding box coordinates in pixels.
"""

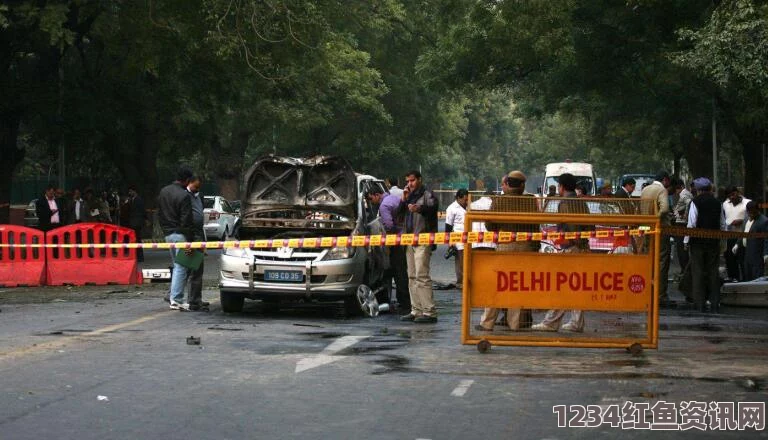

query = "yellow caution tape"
[0,228,651,249]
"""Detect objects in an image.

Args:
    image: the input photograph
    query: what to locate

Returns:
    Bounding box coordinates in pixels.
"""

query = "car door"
[220,199,236,234]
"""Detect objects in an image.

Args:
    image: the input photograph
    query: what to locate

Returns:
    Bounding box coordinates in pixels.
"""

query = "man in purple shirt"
[379,189,411,311]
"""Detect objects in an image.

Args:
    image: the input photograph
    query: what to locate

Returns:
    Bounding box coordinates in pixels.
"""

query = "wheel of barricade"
[477,339,491,353]
[627,343,643,356]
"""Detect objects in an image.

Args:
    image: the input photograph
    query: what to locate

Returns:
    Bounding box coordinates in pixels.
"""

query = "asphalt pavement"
[0,246,766,439]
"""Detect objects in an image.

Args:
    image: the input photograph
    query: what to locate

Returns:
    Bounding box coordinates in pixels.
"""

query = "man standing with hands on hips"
[399,170,439,324]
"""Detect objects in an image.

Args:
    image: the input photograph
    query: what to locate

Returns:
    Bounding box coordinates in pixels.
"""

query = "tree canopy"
[2,0,768,221]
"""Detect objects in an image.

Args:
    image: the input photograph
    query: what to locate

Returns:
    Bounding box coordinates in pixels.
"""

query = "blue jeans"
[165,233,189,304]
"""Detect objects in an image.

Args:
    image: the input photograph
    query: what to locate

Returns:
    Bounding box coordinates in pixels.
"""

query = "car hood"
[241,155,357,220]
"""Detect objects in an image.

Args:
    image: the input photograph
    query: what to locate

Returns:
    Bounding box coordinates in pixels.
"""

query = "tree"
[674,0,768,198]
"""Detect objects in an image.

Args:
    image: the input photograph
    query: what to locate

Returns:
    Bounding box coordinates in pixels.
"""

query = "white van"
[543,162,596,196]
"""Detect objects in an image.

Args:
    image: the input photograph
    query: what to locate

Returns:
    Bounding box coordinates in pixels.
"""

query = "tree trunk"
[112,123,160,209]
[732,124,766,201]
[682,128,712,180]
[214,126,251,201]
[0,112,23,224]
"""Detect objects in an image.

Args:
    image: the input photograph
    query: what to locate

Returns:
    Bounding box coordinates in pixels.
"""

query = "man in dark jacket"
[684,177,723,313]
[158,167,194,310]
[36,185,62,232]
[615,178,635,199]
[399,170,439,323]
[69,188,90,224]
[733,201,768,281]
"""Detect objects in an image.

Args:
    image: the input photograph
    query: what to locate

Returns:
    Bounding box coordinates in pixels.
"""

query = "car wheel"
[356,284,379,317]
[220,290,244,313]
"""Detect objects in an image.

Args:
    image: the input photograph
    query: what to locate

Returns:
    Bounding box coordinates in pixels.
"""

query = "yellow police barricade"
[462,195,659,351]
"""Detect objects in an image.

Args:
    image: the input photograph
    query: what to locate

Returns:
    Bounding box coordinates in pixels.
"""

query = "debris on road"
[186,336,201,345]
[97,395,109,402]
[207,326,242,331]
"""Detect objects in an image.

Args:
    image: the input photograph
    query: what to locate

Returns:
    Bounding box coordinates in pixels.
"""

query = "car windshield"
[544,176,594,195]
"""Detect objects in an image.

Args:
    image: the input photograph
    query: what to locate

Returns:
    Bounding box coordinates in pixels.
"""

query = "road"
[0,246,766,439]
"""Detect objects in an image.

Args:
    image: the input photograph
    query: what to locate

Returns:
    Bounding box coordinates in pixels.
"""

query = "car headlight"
[323,246,356,260]
[224,247,251,259]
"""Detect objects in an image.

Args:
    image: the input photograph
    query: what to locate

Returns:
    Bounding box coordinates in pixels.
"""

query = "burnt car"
[218,155,388,316]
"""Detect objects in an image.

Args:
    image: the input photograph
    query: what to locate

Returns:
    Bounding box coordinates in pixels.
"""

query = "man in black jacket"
[733,201,768,281]
[36,185,62,232]
[158,167,194,310]
[615,178,635,199]
[399,170,439,323]
[684,177,723,313]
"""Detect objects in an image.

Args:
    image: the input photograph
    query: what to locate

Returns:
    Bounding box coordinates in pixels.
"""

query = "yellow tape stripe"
[0,229,650,249]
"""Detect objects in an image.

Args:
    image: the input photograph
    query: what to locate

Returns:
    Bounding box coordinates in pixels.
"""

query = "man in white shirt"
[444,189,468,287]
[387,176,404,198]
[70,188,89,223]
[722,185,750,281]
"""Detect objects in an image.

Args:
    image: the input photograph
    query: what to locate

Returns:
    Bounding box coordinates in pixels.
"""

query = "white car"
[203,196,238,240]
[218,155,388,315]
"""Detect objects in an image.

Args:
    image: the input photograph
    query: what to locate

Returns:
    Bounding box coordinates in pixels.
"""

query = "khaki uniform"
[478,194,539,330]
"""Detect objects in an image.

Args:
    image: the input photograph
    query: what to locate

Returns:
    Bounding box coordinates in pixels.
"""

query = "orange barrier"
[0,225,46,287]
[45,223,142,286]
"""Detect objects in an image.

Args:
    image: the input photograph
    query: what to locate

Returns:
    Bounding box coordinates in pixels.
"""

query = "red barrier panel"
[46,223,143,286]
[0,225,46,287]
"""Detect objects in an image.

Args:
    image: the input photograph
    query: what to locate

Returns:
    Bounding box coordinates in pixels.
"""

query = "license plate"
[264,270,304,282]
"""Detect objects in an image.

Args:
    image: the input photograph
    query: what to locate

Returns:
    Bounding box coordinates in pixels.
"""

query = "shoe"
[189,301,211,308]
[561,322,583,332]
[170,302,189,311]
[474,325,493,332]
[400,313,416,322]
[531,322,558,332]
[414,315,437,324]
[188,304,209,312]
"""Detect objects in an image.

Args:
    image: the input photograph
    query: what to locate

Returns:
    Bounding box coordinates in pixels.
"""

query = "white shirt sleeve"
[445,203,456,227]
[684,202,698,245]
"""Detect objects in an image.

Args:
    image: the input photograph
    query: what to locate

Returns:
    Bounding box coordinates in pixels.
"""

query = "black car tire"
[220,291,244,313]
[343,294,364,318]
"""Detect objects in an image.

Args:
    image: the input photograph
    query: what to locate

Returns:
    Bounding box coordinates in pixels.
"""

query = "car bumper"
[218,252,366,301]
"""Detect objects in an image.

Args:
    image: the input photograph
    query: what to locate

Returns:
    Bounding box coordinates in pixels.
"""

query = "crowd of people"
[425,169,762,334]
[608,170,763,315]
[35,184,147,260]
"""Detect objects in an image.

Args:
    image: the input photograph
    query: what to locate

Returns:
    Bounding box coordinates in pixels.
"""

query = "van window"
[544,177,594,195]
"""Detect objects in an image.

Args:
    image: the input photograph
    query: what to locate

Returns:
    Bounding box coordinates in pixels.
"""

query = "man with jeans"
[399,170,439,323]
[158,167,194,310]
